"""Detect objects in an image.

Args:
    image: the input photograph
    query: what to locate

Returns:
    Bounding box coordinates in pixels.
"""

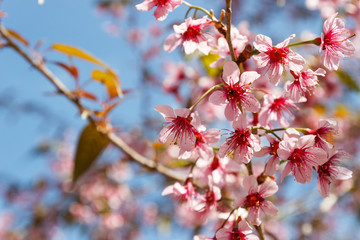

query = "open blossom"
[162,180,197,203]
[316,148,352,197]
[252,34,306,85]
[216,220,259,240]
[136,0,182,21]
[320,12,355,70]
[210,26,248,67]
[155,105,199,152]
[307,119,338,152]
[178,114,220,160]
[255,135,280,176]
[235,176,278,225]
[219,114,261,164]
[164,16,212,55]
[285,68,326,102]
[259,94,298,127]
[209,61,260,121]
[277,129,328,184]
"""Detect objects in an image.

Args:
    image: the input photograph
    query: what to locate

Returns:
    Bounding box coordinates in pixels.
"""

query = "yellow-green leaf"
[91,69,123,99]
[52,43,109,69]
[72,123,110,184]
[200,53,222,77]
[335,69,360,92]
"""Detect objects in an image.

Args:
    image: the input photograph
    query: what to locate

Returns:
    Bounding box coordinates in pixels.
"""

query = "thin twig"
[225,0,237,62]
[0,25,186,184]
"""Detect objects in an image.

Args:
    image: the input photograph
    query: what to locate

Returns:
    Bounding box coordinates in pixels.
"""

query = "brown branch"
[225,0,237,62]
[0,25,186,183]
[255,223,266,240]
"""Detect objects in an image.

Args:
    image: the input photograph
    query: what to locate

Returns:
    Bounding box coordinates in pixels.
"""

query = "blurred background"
[0,0,360,239]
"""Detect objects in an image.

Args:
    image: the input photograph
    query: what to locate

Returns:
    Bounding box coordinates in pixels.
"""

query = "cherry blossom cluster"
[135,0,356,238]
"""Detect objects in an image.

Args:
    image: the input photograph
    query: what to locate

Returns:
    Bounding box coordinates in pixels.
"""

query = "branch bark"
[0,25,186,183]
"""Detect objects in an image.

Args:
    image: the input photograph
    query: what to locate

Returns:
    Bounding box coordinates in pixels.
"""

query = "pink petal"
[174,108,190,118]
[232,113,248,130]
[240,71,260,86]
[243,175,258,194]
[242,94,260,113]
[332,166,353,180]
[306,147,328,166]
[155,104,175,120]
[281,162,292,182]
[260,200,278,216]
[247,207,261,225]
[293,164,312,184]
[259,180,278,197]
[264,156,280,176]
[136,0,156,11]
[296,135,315,149]
[223,61,240,85]
[275,34,295,48]
[154,5,170,21]
[183,40,198,55]
[252,53,270,68]
[317,177,330,197]
[225,103,238,121]
[277,141,293,160]
[253,34,272,52]
[209,90,227,105]
[159,126,172,144]
[164,33,182,52]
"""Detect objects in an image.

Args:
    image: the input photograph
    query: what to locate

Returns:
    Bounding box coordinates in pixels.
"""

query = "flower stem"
[287,38,320,47]
[189,83,223,111]
[183,1,216,20]
[251,126,282,141]
[225,0,237,62]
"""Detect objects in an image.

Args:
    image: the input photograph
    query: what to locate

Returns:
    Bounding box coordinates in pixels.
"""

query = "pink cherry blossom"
[316,148,352,197]
[162,180,197,203]
[307,119,338,152]
[209,61,260,121]
[155,105,199,152]
[164,16,212,55]
[252,34,306,85]
[259,94,298,127]
[210,26,248,67]
[178,120,220,160]
[235,175,278,225]
[219,114,261,164]
[136,0,182,21]
[277,130,328,184]
[320,12,355,70]
[195,155,242,187]
[216,220,259,240]
[285,68,326,102]
[255,135,281,176]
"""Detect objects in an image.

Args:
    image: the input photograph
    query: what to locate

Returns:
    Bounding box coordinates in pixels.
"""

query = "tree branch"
[225,0,237,62]
[0,25,186,183]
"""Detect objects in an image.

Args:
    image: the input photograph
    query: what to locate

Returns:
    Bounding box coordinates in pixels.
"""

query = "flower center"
[269,97,286,112]
[155,0,169,6]
[230,230,247,240]
[210,155,220,171]
[317,162,331,178]
[267,47,289,64]
[270,141,279,156]
[289,148,305,167]
[223,84,247,106]
[227,129,252,148]
[182,25,202,41]
[168,116,194,144]
[244,192,264,208]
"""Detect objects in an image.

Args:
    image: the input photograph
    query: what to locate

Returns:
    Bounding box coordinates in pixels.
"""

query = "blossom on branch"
[252,34,306,85]
[235,175,278,226]
[285,68,326,102]
[316,148,352,197]
[209,61,260,121]
[278,129,328,184]
[155,105,199,152]
[219,114,261,164]
[320,12,355,71]
[164,16,212,55]
[216,220,259,240]
[136,0,182,21]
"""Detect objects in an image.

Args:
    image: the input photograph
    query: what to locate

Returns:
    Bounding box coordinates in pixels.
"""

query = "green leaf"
[335,69,360,92]
[200,53,222,77]
[72,123,109,184]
